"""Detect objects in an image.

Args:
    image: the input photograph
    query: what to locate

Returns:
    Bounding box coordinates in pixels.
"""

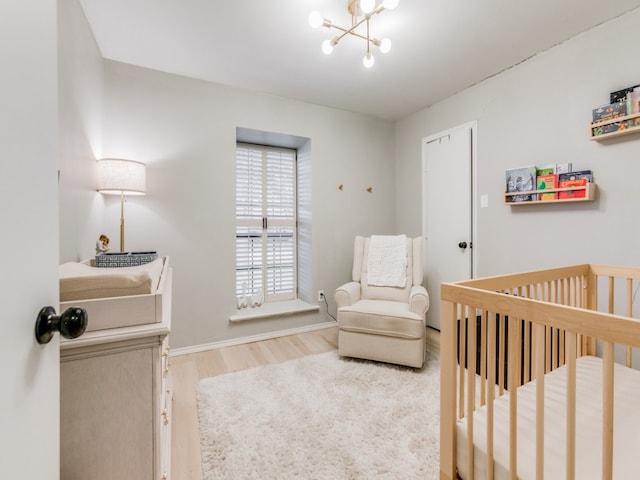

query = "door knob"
[35,306,88,344]
[458,241,468,249]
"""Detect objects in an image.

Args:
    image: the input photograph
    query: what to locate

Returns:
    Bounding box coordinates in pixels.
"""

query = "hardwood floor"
[169,325,440,478]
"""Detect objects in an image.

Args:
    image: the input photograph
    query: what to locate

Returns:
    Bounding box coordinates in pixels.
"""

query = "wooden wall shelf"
[590,112,640,141]
[505,183,596,205]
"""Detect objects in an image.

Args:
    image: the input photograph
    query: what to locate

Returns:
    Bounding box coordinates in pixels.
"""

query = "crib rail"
[440,264,640,480]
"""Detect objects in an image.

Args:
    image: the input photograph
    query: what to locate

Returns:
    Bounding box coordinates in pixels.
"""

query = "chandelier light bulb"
[363,52,375,68]
[309,11,324,28]
[322,39,334,55]
[360,0,375,14]
[379,37,392,53]
[382,0,399,10]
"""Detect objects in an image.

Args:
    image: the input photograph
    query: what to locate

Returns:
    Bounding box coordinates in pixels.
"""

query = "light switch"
[480,194,488,208]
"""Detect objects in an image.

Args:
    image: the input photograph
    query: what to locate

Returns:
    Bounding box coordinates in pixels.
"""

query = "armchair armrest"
[334,281,361,309]
[409,285,430,316]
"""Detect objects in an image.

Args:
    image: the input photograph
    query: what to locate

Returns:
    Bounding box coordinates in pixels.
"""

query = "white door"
[1,2,60,477]
[422,123,475,329]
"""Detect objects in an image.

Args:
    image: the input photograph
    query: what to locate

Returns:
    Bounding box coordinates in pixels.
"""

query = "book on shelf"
[536,164,556,176]
[630,87,640,115]
[610,84,640,106]
[592,103,627,123]
[536,163,572,176]
[558,170,592,199]
[537,174,557,201]
[505,165,536,202]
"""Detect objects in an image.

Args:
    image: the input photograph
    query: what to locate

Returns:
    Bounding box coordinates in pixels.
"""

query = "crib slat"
[608,276,614,315]
[545,325,552,373]
[524,319,531,383]
[584,273,596,355]
[480,312,487,407]
[466,305,476,480]
[565,331,577,480]
[498,314,505,395]
[558,280,566,367]
[602,341,614,480]
[508,316,521,479]
[531,317,537,382]
[486,310,496,480]
[459,305,466,419]
[524,285,532,383]
[535,323,545,480]
[569,276,575,308]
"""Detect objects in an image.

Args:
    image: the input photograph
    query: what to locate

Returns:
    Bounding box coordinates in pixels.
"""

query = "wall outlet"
[317,290,325,302]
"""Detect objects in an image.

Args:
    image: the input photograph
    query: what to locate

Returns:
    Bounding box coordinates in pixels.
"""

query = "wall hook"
[338,184,344,190]
[366,187,373,193]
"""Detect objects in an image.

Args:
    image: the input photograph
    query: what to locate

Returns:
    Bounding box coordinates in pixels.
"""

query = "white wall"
[397,9,640,284]
[56,14,396,349]
[58,0,104,262]
[99,62,395,348]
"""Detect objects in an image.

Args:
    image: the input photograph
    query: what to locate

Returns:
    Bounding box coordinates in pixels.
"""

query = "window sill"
[229,299,320,323]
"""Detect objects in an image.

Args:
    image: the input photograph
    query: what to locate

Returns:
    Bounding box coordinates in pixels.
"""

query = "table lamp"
[96,158,146,252]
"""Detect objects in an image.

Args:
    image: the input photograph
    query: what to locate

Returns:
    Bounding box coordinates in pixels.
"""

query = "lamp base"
[120,192,125,252]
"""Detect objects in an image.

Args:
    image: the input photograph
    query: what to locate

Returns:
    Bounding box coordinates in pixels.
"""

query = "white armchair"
[334,235,430,368]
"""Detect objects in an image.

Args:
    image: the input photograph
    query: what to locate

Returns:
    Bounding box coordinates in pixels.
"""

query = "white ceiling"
[79,0,640,121]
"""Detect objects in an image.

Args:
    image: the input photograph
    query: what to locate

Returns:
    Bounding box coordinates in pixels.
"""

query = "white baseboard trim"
[170,321,337,357]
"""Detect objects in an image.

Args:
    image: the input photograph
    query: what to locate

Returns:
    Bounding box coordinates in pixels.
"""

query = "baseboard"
[170,321,337,357]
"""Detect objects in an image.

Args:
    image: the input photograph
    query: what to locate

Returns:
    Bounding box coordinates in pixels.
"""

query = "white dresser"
[60,266,172,480]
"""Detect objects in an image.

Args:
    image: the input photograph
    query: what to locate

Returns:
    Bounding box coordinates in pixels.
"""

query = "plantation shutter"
[236,143,297,303]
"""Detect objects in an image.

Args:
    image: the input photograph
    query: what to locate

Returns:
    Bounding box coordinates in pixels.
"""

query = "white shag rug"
[197,350,440,479]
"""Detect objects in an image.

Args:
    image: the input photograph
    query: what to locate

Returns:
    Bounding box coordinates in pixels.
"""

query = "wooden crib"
[439,264,640,480]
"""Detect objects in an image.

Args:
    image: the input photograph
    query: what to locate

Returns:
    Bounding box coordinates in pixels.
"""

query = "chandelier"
[309,0,399,69]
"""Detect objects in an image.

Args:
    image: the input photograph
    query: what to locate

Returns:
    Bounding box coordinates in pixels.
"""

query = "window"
[235,143,297,306]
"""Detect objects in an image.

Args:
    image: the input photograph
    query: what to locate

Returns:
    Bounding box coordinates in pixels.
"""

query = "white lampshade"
[97,158,146,195]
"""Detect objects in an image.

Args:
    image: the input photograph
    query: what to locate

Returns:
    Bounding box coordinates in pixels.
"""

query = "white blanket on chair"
[367,234,407,287]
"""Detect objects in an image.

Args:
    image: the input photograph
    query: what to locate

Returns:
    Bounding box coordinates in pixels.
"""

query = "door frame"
[422,120,478,281]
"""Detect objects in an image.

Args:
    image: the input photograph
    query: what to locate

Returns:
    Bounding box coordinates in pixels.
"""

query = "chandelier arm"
[327,17,374,44]
[366,17,371,54]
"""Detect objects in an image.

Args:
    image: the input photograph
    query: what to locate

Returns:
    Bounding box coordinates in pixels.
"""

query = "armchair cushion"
[338,299,425,340]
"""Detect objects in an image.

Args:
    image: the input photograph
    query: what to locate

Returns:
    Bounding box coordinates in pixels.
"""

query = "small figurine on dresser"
[96,234,110,254]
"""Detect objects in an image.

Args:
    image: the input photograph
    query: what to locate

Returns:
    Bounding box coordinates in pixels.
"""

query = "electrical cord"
[321,294,337,322]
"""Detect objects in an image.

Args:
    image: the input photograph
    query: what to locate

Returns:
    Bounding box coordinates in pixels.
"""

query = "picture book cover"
[536,164,556,176]
[558,170,592,199]
[537,174,557,201]
[506,166,536,202]
[630,87,640,115]
[556,163,572,174]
